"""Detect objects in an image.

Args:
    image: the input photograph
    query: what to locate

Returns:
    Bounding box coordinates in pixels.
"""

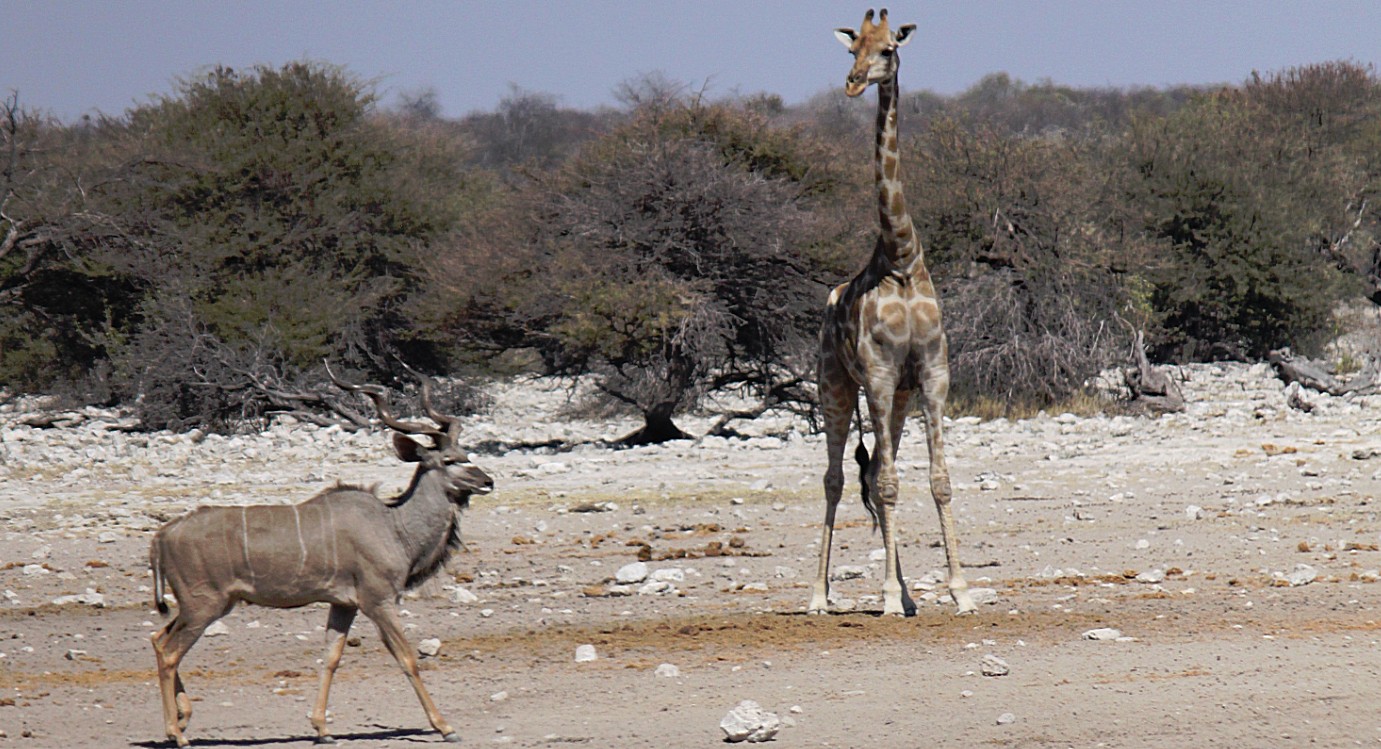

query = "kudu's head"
[835,8,915,97]
[327,365,493,503]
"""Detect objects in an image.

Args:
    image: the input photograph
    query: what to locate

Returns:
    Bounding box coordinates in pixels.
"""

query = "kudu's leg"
[811,380,857,614]
[152,602,229,747]
[365,603,459,743]
[919,355,975,614]
[309,604,358,743]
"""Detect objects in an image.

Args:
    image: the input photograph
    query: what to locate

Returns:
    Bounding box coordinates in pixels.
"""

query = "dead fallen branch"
[1123,329,1184,413]
[1268,348,1380,397]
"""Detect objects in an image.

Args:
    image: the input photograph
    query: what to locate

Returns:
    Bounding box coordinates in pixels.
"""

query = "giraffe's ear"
[895,24,916,47]
[834,28,857,48]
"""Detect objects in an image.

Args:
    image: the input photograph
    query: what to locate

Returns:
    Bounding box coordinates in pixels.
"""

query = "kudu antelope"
[148,368,492,747]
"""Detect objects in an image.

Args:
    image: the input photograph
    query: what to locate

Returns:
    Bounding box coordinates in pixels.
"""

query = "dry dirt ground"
[3,363,1381,748]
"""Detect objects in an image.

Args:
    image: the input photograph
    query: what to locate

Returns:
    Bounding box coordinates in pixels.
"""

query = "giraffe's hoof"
[314,735,336,745]
[442,731,462,743]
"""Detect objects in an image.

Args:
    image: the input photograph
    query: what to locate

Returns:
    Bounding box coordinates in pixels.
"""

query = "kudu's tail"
[150,536,169,616]
[853,401,879,530]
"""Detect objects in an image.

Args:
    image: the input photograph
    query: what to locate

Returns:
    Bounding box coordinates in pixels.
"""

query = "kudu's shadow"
[131,726,435,747]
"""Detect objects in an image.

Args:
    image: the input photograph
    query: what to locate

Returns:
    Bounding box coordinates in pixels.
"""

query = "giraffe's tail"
[853,402,879,531]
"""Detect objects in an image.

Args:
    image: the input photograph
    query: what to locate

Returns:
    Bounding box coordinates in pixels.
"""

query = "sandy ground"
[3,363,1381,748]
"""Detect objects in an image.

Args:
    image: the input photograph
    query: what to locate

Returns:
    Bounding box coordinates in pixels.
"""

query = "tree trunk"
[618,402,690,446]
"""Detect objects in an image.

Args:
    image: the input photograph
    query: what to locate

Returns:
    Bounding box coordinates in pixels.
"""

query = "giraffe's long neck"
[874,73,921,270]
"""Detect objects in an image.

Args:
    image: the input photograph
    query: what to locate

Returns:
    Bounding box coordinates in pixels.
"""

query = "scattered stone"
[868,548,887,562]
[655,663,681,678]
[638,580,674,595]
[1082,627,1122,641]
[652,568,685,583]
[980,654,1010,677]
[417,638,442,657]
[490,690,509,702]
[1185,505,1204,520]
[52,588,105,608]
[97,530,120,543]
[996,712,1016,726]
[968,587,999,605]
[616,562,649,584]
[1353,447,1381,461]
[832,565,868,581]
[575,644,598,663]
[448,586,479,604]
[720,700,782,743]
[1282,564,1318,587]
[65,649,88,660]
[203,620,230,637]
[1135,569,1166,584]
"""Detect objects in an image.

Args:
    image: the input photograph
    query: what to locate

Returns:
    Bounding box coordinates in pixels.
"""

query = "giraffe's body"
[810,8,975,616]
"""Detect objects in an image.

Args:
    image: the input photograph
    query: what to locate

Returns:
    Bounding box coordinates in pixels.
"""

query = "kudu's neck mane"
[392,464,466,590]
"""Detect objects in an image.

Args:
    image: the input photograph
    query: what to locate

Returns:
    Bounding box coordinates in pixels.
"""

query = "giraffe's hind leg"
[881,388,917,616]
[917,351,975,614]
[862,378,909,616]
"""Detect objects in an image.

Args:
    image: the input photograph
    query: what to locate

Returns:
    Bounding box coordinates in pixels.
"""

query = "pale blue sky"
[4,1,1380,122]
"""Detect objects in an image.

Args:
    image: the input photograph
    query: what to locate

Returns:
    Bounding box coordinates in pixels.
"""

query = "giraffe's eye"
[880,48,894,57]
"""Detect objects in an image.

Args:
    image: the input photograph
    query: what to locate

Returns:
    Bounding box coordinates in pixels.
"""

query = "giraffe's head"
[835,8,915,98]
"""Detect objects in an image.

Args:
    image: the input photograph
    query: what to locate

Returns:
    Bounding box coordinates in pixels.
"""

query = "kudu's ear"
[393,432,425,463]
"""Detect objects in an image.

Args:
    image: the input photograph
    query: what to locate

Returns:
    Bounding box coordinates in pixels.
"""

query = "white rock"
[1284,564,1318,587]
[417,638,442,657]
[869,548,887,562]
[52,588,105,608]
[575,644,598,662]
[652,568,685,583]
[638,580,674,595]
[616,562,650,584]
[996,712,1017,725]
[1135,569,1166,584]
[448,586,479,604]
[490,690,509,702]
[720,700,782,743]
[1082,627,1122,641]
[537,461,571,474]
[1185,505,1204,520]
[203,620,230,637]
[968,587,999,605]
[1134,539,1150,550]
[655,663,681,678]
[97,531,120,543]
[980,654,1010,677]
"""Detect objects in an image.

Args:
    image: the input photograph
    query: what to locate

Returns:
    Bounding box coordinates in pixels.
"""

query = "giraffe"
[809,8,976,617]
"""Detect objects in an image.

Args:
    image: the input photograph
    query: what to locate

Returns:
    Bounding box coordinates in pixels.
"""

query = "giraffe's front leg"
[813,374,856,615]
[811,422,851,613]
[918,360,976,616]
